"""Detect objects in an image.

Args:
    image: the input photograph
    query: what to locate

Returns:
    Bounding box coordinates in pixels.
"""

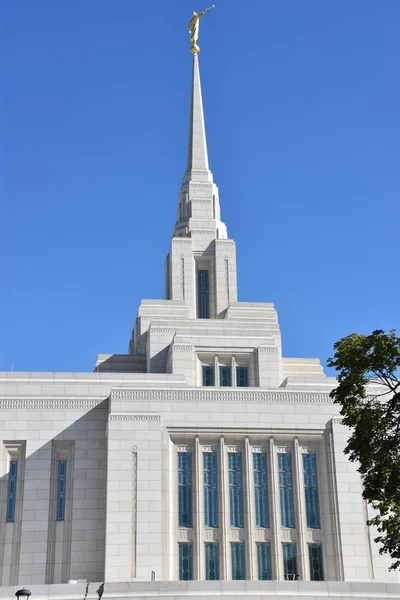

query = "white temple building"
[0,52,399,600]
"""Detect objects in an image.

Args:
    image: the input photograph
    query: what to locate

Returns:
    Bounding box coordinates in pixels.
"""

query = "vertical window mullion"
[178,453,193,528]
[228,453,243,528]
[6,460,18,523]
[303,454,321,529]
[278,454,295,528]
[253,453,269,528]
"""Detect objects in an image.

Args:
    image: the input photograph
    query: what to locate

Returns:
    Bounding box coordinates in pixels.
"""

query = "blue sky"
[1,0,399,373]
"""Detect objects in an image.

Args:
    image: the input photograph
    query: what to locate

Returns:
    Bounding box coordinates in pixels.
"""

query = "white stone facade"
[0,53,399,600]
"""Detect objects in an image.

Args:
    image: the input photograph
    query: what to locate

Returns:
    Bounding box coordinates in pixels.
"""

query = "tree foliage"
[327,329,400,570]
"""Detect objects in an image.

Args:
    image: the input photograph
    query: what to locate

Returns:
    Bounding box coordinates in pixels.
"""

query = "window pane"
[179,543,193,580]
[202,366,214,386]
[205,543,219,580]
[204,453,218,527]
[220,366,231,387]
[236,366,248,387]
[6,460,18,523]
[256,543,272,580]
[303,454,321,529]
[57,459,67,521]
[228,453,243,527]
[253,453,269,528]
[231,543,245,580]
[278,454,295,528]
[282,543,297,579]
[178,453,192,527]
[309,544,324,581]
[198,270,209,318]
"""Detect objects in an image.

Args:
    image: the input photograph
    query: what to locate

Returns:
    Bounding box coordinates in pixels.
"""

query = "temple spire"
[187,54,209,172]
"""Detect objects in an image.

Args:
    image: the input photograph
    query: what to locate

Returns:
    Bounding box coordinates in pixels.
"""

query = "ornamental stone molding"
[110,388,333,404]
[149,328,176,334]
[172,238,192,244]
[189,183,212,189]
[301,446,317,454]
[109,414,161,421]
[172,345,193,351]
[258,347,278,352]
[0,398,106,410]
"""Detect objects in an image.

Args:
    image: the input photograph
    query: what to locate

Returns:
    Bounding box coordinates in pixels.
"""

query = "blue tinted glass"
[179,543,193,580]
[256,543,272,580]
[309,544,324,581]
[228,454,243,527]
[205,543,219,580]
[202,366,214,386]
[198,270,209,318]
[204,453,218,527]
[57,459,67,521]
[220,366,231,387]
[6,460,18,523]
[282,543,297,579]
[278,454,295,528]
[253,453,269,528]
[303,454,321,529]
[236,367,248,387]
[178,453,192,527]
[231,543,245,580]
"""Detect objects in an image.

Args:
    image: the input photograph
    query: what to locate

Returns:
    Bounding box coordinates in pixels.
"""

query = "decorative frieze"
[150,328,176,334]
[252,446,266,453]
[111,388,332,405]
[227,445,239,452]
[189,183,212,189]
[0,398,105,410]
[109,414,160,421]
[202,445,217,453]
[177,445,193,452]
[258,347,278,353]
[172,345,192,352]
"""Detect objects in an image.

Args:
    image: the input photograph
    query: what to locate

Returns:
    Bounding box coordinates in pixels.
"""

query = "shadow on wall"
[0,400,109,586]
[95,354,146,374]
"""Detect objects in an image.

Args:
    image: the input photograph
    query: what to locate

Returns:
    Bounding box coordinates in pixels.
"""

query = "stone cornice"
[111,388,332,404]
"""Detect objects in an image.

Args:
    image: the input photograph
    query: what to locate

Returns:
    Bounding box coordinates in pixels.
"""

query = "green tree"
[327,329,400,570]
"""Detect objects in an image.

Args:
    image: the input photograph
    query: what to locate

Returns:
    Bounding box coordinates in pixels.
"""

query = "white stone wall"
[0,375,399,589]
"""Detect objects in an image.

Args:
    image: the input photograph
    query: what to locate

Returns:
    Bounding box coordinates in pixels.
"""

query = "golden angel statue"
[188,5,215,54]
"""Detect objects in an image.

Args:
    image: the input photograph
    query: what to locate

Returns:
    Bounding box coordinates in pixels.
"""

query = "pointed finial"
[188,5,215,54]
